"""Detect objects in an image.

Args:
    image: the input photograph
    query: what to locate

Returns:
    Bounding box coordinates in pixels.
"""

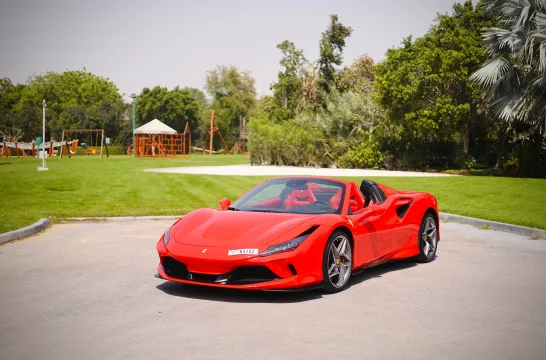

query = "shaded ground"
[1,220,545,360]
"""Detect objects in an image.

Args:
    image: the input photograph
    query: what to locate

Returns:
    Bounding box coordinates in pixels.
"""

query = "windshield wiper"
[227,206,240,211]
[246,209,283,213]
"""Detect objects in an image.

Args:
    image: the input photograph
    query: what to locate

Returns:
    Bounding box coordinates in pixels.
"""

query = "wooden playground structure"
[60,129,106,158]
[130,122,191,157]
[1,137,79,158]
[231,116,248,155]
[202,110,230,155]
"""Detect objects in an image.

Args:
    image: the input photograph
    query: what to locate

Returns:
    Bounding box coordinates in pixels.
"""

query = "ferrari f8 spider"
[156,177,439,292]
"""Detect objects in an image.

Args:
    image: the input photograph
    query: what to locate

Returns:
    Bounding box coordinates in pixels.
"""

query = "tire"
[321,230,353,293]
[415,212,438,263]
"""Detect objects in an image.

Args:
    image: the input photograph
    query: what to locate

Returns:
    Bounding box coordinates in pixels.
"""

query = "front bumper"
[156,235,327,290]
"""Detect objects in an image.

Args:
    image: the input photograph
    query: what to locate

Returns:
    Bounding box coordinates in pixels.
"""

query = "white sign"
[227,249,259,256]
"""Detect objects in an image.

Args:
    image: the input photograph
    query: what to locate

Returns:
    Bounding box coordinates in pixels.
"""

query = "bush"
[338,138,391,169]
[500,135,546,178]
[247,118,322,166]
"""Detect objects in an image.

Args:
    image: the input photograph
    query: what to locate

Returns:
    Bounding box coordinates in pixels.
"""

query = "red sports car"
[156,177,439,292]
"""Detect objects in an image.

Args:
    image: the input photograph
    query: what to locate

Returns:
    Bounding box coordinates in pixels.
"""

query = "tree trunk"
[462,126,469,153]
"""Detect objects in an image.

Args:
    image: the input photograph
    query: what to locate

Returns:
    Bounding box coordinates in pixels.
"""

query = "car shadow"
[156,281,324,303]
[346,259,418,289]
[156,259,423,303]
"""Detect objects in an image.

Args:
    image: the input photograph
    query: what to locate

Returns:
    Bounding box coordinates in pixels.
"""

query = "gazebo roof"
[134,119,177,134]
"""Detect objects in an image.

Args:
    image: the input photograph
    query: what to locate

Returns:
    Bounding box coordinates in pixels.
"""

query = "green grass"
[1,155,545,233]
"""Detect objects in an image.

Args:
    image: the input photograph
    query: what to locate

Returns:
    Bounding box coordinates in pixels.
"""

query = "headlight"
[163,227,172,247]
[260,235,309,257]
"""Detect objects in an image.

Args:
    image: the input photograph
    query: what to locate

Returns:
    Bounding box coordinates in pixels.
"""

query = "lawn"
[1,155,545,233]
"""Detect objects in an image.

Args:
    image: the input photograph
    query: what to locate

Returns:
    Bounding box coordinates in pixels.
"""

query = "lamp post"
[38,99,48,171]
[131,93,137,157]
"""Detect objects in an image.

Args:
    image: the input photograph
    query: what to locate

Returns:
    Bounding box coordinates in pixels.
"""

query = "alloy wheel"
[327,234,352,288]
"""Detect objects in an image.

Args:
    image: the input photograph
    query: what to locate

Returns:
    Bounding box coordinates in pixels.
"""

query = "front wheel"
[415,213,438,263]
[321,230,352,293]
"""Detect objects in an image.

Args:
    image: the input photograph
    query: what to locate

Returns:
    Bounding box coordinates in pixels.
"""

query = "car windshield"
[230,178,346,214]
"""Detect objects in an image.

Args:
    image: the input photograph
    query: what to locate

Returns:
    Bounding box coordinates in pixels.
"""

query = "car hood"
[172,209,319,247]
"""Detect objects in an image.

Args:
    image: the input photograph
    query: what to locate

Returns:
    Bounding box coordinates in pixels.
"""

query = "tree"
[136,86,200,133]
[375,1,496,168]
[0,78,25,140]
[269,41,307,121]
[183,87,209,108]
[471,0,546,131]
[205,65,256,146]
[11,70,122,141]
[337,54,376,93]
[318,15,353,92]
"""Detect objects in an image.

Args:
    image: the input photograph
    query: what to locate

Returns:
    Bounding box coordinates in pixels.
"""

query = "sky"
[0,0,471,101]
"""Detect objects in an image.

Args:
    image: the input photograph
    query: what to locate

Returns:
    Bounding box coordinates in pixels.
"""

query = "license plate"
[228,248,259,256]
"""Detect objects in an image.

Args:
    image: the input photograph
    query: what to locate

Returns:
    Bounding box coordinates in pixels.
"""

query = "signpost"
[35,136,42,169]
[37,99,48,171]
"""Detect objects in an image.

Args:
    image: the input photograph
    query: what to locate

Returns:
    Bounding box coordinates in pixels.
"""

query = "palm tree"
[471,0,546,132]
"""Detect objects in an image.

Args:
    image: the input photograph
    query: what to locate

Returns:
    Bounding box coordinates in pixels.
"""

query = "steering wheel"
[313,201,331,207]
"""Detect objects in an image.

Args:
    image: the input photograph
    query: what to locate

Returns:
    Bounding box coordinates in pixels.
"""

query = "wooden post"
[32,141,35,157]
[210,110,214,155]
[100,129,104,158]
[60,130,65,159]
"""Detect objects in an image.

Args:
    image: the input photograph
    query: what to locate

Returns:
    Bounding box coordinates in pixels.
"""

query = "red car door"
[348,185,401,266]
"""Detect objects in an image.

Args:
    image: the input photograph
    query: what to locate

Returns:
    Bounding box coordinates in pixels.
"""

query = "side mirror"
[364,205,385,218]
[218,198,231,210]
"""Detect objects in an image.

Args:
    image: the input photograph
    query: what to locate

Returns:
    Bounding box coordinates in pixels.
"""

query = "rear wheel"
[321,230,352,293]
[415,213,438,263]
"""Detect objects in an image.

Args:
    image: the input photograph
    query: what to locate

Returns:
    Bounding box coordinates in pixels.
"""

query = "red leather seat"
[329,188,342,209]
[284,187,317,209]
[349,183,365,213]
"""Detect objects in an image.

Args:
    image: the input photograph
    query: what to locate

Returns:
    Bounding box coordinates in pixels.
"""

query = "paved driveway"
[1,220,545,360]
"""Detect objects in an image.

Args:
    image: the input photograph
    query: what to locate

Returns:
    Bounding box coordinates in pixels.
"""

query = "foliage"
[136,86,200,134]
[247,118,321,166]
[375,1,498,168]
[293,86,386,164]
[205,65,257,146]
[471,0,546,130]
[337,54,376,93]
[269,41,307,121]
[318,15,353,92]
[0,78,26,141]
[183,87,209,108]
[4,70,124,142]
[262,14,353,120]
[338,136,391,169]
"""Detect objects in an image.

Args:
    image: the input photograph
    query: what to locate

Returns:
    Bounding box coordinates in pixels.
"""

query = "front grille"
[161,257,279,285]
[189,272,219,283]
[230,266,279,285]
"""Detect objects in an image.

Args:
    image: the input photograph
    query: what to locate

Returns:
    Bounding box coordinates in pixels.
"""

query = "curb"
[439,212,546,240]
[70,213,546,240]
[3,213,544,244]
[0,218,50,245]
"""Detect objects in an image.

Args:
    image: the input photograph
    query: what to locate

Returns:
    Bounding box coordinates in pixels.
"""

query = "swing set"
[60,129,107,158]
[202,110,230,155]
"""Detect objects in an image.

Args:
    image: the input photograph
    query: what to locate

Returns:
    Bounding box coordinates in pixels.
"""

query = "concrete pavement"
[1,220,545,360]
